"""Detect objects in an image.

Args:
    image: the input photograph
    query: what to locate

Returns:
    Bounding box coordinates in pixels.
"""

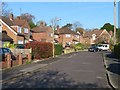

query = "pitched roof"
[0,16,13,26]
[83,29,103,38]
[32,26,52,33]
[55,27,79,35]
[12,19,26,26]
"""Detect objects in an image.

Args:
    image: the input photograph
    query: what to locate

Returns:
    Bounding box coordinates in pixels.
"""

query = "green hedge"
[114,43,120,58]
[74,43,85,50]
[55,44,63,55]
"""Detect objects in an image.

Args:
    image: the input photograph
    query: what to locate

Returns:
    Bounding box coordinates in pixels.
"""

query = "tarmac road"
[2,51,111,88]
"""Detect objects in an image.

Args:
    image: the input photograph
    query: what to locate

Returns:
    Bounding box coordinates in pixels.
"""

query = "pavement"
[1,51,112,89]
[103,51,120,90]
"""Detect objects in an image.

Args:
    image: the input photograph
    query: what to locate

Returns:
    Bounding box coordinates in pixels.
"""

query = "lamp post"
[51,17,61,58]
[114,0,116,45]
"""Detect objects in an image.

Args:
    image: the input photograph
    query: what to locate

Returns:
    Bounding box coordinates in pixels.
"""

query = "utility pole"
[114,0,116,45]
[51,17,61,58]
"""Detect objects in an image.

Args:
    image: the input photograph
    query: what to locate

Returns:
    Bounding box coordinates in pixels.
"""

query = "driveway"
[2,51,110,88]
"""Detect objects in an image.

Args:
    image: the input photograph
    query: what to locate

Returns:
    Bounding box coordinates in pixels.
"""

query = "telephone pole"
[114,0,116,45]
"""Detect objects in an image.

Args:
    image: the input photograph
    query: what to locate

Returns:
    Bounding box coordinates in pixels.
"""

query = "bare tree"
[1,2,12,17]
[20,13,35,22]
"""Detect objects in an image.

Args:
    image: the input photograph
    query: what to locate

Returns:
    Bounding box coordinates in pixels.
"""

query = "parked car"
[0,48,16,61]
[16,44,25,49]
[97,44,109,51]
[88,45,98,52]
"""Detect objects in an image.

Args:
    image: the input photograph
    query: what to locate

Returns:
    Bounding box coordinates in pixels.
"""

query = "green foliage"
[62,23,72,28]
[26,61,32,64]
[116,29,120,43]
[3,42,16,49]
[101,23,118,32]
[54,44,63,55]
[29,21,37,29]
[74,43,85,50]
[101,23,114,32]
[114,43,120,59]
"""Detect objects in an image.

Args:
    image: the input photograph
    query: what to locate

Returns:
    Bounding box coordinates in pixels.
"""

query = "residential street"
[2,51,111,88]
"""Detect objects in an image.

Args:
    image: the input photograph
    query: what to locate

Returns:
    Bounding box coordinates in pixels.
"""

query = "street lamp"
[114,0,116,45]
[51,17,61,58]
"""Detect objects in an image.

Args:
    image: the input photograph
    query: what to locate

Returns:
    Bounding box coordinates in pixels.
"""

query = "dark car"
[88,45,98,52]
[16,44,25,49]
[0,48,16,61]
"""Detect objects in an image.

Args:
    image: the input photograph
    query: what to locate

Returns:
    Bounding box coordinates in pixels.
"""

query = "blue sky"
[6,2,119,29]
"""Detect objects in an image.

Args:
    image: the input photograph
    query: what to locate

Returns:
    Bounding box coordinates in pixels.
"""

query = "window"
[75,35,79,38]
[18,40,23,44]
[55,35,58,38]
[18,26,22,33]
[24,28,28,33]
[66,34,71,38]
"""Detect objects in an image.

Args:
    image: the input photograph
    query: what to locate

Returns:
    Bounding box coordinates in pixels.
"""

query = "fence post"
[6,54,11,68]
[18,53,22,65]
[28,53,31,62]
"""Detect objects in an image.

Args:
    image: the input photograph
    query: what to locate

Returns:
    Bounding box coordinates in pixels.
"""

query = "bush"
[25,42,53,59]
[74,43,85,50]
[114,43,120,58]
[55,44,63,55]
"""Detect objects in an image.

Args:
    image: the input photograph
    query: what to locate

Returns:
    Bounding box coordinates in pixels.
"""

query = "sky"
[118,2,120,28]
[6,2,119,29]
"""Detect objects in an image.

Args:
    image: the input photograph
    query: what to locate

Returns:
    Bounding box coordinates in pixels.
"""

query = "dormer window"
[18,26,22,33]
[24,28,28,33]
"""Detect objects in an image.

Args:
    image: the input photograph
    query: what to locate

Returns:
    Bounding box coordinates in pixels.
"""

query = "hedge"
[114,43,120,59]
[55,44,63,55]
[25,42,53,59]
[74,43,85,50]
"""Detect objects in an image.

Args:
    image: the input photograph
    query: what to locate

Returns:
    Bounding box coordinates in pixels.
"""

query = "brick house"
[83,29,111,44]
[54,27,81,47]
[0,14,30,45]
[31,22,53,43]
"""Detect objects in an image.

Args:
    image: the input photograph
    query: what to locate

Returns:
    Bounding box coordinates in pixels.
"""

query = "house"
[54,27,81,47]
[31,22,53,43]
[83,29,111,44]
[0,14,30,45]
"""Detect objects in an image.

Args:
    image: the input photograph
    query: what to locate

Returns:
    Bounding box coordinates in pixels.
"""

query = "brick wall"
[2,24,17,44]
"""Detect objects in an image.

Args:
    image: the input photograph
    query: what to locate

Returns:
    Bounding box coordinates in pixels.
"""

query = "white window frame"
[18,26,22,33]
[24,28,28,33]
[66,34,71,38]
[55,35,58,38]
[75,35,79,38]
[18,40,23,44]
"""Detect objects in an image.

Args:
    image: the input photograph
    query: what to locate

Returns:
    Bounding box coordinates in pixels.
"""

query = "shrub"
[55,44,63,55]
[114,43,120,58]
[74,43,85,50]
[25,42,53,59]
[3,42,16,49]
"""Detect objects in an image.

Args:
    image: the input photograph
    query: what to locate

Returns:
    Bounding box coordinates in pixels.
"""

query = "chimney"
[17,16,21,20]
[40,21,46,27]
[9,13,14,21]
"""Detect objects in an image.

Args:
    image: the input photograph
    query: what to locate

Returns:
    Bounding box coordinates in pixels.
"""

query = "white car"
[97,44,109,51]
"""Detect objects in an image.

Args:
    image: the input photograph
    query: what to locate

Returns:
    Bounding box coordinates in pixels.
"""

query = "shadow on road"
[106,53,120,62]
[2,70,105,88]
[107,63,120,75]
